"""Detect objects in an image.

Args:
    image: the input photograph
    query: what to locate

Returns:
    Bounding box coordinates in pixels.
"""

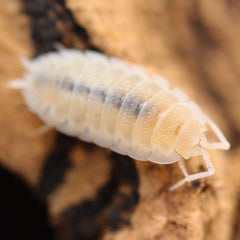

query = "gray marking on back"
[57,77,149,117]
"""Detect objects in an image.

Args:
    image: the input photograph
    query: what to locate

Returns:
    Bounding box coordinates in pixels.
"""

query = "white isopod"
[9,48,230,190]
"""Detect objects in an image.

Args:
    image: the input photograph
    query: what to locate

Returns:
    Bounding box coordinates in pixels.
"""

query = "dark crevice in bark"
[38,133,76,197]
[0,164,54,240]
[22,0,98,55]
[59,153,139,240]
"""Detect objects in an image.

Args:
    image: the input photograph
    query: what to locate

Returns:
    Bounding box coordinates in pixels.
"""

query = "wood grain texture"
[1,0,240,240]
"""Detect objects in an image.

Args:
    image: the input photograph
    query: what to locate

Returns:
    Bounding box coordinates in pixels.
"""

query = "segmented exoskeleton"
[9,49,230,190]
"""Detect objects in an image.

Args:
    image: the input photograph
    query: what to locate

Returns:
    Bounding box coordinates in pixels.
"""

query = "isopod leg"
[170,147,215,191]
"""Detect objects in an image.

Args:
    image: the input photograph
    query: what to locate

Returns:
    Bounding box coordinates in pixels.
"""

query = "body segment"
[9,49,230,189]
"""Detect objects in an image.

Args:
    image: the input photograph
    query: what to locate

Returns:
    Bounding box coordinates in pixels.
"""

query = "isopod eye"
[174,119,204,159]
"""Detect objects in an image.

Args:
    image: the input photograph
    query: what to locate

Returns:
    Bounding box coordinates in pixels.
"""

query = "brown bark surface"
[0,0,240,240]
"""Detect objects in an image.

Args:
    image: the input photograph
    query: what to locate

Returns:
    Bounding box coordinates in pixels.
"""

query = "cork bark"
[1,0,240,240]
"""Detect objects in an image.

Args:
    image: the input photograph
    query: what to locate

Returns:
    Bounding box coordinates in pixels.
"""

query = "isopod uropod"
[9,49,230,190]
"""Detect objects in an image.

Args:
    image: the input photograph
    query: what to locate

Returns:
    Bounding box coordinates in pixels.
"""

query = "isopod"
[9,49,230,190]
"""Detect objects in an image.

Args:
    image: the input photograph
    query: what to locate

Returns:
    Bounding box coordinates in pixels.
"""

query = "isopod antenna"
[200,115,230,151]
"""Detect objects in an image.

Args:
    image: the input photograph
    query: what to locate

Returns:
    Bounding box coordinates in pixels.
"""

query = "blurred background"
[0,0,240,239]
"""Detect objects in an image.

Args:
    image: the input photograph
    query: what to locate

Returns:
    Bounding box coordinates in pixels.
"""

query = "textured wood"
[0,0,52,186]
[1,0,240,240]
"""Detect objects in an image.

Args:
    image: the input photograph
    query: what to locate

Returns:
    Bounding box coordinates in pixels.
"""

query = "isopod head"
[173,102,230,160]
